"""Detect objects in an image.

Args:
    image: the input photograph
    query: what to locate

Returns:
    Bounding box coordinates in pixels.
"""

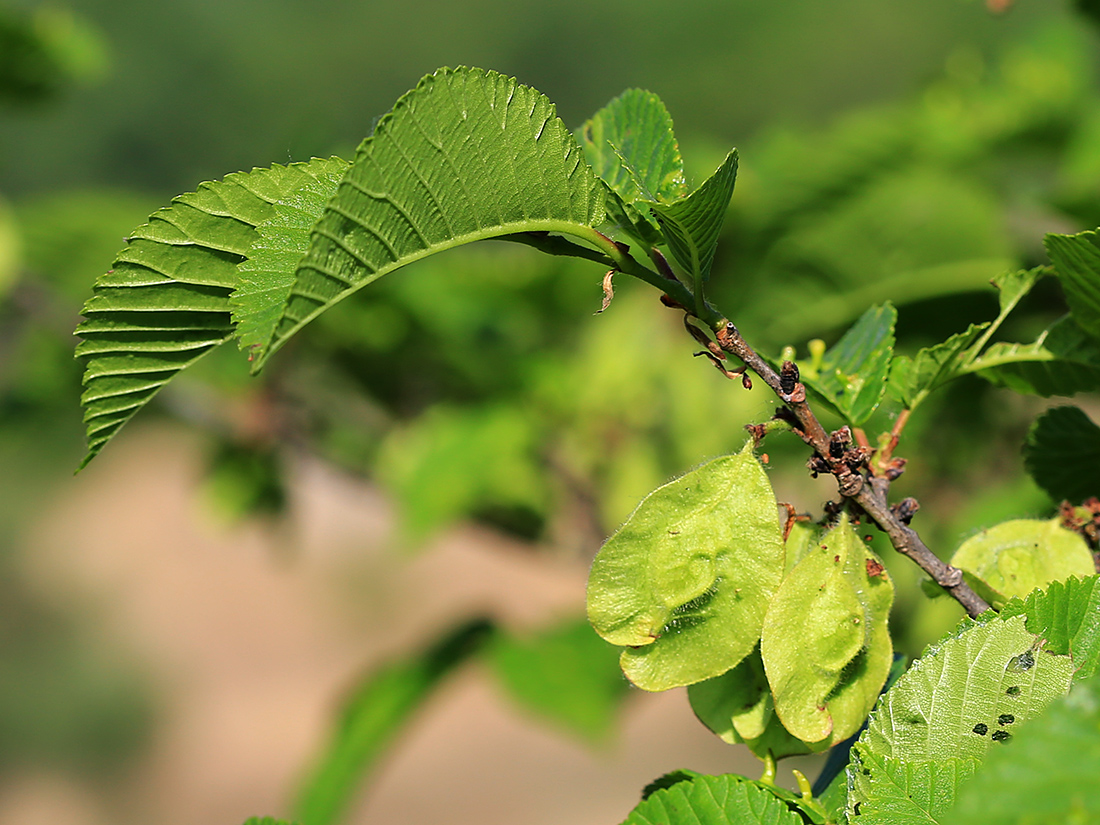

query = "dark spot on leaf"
[1008,650,1035,672]
[992,730,1012,742]
[972,723,988,735]
[834,555,840,563]
[902,714,926,726]
[866,558,885,577]
[1006,686,1021,696]
[998,714,1015,725]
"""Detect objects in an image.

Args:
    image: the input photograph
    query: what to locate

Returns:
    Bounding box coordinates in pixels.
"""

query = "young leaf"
[260,68,611,368]
[1000,574,1100,682]
[294,618,494,825]
[973,314,1100,396]
[893,323,987,410]
[848,615,1076,823]
[575,88,687,205]
[949,518,1095,606]
[75,157,347,467]
[1045,229,1100,342]
[488,617,629,745]
[991,265,1046,316]
[622,773,805,825]
[940,672,1100,825]
[587,444,784,691]
[886,268,1045,410]
[760,515,894,745]
[1023,405,1100,503]
[801,303,896,425]
[646,150,738,289]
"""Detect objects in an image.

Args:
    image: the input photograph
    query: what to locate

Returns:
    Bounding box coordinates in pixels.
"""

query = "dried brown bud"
[780,360,800,395]
[892,497,920,524]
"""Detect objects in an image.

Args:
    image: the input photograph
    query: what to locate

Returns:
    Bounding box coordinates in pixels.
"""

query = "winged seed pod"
[760,515,894,745]
[586,443,784,691]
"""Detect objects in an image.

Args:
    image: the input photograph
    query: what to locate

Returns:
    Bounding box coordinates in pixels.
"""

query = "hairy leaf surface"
[1046,229,1100,341]
[802,303,895,425]
[949,518,1095,606]
[1000,574,1100,682]
[295,619,493,825]
[760,516,894,744]
[587,445,784,691]
[261,68,609,367]
[941,672,1100,824]
[848,615,1075,823]
[1024,405,1100,503]
[622,773,804,825]
[76,158,347,467]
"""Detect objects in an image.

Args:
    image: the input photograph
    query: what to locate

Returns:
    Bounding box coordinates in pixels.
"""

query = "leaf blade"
[646,150,738,286]
[1023,405,1100,503]
[75,158,347,467]
[575,88,686,205]
[623,773,805,825]
[262,68,609,368]
[803,303,896,425]
[1046,229,1100,342]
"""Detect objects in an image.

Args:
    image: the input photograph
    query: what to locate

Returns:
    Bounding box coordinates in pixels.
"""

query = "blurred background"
[2,0,1100,823]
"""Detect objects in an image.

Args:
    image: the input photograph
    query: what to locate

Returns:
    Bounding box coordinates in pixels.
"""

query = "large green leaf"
[848,615,1076,824]
[1023,405,1100,503]
[940,671,1100,824]
[586,444,784,691]
[258,67,611,368]
[621,774,805,825]
[646,150,738,289]
[575,88,686,205]
[802,303,895,425]
[488,617,629,745]
[1045,229,1100,342]
[294,618,493,825]
[760,516,894,746]
[75,157,347,467]
[949,518,1095,607]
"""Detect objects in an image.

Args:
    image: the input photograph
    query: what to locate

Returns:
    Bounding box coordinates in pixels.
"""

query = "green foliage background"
[2,1,1100,823]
